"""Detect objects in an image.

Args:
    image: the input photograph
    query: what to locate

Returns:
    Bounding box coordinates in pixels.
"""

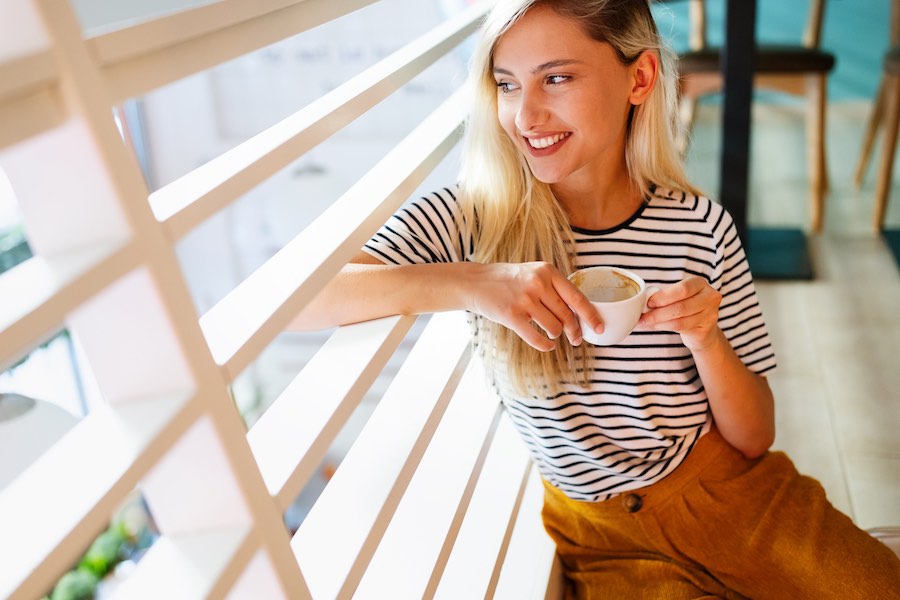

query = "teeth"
[527,133,568,149]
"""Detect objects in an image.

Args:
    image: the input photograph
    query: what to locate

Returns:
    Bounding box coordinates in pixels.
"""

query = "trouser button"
[623,493,643,513]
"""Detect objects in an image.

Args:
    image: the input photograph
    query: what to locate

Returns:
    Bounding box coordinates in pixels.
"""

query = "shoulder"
[405,184,461,210]
[645,187,733,231]
[394,185,463,227]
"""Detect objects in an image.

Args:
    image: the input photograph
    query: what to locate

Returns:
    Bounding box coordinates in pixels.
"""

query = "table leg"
[719,0,814,280]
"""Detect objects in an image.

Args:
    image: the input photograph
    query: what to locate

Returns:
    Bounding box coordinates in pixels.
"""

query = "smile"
[526,132,571,149]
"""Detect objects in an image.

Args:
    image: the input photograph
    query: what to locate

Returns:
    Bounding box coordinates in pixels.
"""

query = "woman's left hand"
[637,276,722,352]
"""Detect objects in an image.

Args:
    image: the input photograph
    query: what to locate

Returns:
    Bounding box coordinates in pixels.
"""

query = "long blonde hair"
[459,0,702,394]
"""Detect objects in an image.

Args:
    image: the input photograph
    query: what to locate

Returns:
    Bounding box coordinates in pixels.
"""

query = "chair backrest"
[688,0,826,51]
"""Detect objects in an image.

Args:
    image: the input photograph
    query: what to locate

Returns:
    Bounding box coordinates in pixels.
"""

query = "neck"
[551,166,643,231]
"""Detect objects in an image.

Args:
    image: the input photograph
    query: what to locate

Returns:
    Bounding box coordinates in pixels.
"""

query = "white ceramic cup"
[567,266,659,346]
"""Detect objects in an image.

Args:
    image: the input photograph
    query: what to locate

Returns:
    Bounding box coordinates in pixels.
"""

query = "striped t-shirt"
[364,185,777,502]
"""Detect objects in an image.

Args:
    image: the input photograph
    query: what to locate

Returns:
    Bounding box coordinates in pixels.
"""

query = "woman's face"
[492,5,638,187]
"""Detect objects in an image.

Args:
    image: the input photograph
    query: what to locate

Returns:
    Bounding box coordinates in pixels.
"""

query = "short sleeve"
[710,203,777,376]
[362,185,473,265]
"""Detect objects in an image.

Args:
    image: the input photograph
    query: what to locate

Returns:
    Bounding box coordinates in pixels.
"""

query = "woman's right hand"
[465,262,603,351]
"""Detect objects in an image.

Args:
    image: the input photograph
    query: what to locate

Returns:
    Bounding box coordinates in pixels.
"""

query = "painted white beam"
[494,470,562,600]
[292,311,472,599]
[90,0,380,103]
[433,417,533,600]
[248,315,418,510]
[226,550,288,600]
[149,2,486,241]
[354,360,503,599]
[0,242,137,371]
[107,526,254,600]
[198,90,465,380]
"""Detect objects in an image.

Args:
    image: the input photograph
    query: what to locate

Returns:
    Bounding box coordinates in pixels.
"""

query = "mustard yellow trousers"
[541,428,900,599]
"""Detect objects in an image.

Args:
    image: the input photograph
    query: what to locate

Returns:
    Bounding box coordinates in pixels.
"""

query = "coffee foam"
[575,269,640,303]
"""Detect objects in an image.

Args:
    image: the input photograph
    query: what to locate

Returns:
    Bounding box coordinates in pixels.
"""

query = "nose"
[514,88,548,134]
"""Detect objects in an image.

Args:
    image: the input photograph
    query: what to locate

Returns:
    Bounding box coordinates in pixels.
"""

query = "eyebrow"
[492,59,584,76]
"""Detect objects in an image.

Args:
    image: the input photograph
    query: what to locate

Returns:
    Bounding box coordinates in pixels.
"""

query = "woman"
[293,0,900,597]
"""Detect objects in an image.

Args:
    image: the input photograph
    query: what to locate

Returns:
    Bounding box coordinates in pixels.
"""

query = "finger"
[540,294,585,345]
[643,281,720,325]
[512,320,556,352]
[554,278,604,336]
[528,303,565,341]
[644,298,700,325]
[647,314,711,334]
[643,290,722,333]
[642,303,705,330]
[645,282,689,309]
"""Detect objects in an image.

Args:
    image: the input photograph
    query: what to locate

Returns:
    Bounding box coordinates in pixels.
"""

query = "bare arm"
[690,329,774,459]
[638,276,775,458]
[289,252,604,352]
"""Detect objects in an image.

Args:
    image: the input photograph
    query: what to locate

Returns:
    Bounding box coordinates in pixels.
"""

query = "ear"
[628,50,659,106]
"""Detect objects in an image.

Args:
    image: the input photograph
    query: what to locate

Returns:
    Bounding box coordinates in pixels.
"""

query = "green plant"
[47,570,98,600]
[41,508,155,600]
[41,523,129,600]
[0,225,31,276]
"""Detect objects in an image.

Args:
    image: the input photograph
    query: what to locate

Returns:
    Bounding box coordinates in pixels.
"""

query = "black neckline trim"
[570,196,650,236]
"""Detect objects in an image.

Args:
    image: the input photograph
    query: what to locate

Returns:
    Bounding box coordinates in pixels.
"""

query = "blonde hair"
[459,0,702,394]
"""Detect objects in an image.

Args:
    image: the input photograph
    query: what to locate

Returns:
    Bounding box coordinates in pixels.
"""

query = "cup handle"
[643,286,660,313]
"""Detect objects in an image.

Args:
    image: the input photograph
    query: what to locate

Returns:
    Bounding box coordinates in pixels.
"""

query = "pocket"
[685,450,802,530]
[694,444,767,488]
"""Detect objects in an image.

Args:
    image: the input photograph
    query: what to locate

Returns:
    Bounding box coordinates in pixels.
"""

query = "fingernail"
[594,325,604,334]
[572,337,582,346]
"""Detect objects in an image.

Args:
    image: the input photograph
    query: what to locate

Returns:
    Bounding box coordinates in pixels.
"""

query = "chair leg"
[874,75,900,232]
[806,74,828,233]
[854,77,887,188]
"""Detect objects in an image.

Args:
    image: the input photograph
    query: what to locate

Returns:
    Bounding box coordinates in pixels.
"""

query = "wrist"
[457,262,488,314]
[685,327,726,355]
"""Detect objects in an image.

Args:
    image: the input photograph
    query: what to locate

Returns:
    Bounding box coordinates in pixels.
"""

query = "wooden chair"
[676,0,835,232]
[853,0,900,231]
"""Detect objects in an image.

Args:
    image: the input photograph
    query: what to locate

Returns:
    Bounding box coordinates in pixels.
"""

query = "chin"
[527,169,567,185]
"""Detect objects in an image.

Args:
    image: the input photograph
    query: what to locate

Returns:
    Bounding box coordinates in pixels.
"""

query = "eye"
[546,74,571,85]
[496,80,518,94]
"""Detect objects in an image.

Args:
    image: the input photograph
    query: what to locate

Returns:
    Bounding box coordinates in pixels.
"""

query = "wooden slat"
[107,526,254,600]
[247,315,417,510]
[150,3,486,241]
[0,50,56,101]
[198,90,465,380]
[0,393,198,600]
[0,241,138,373]
[92,0,379,103]
[291,312,472,600]
[0,83,66,151]
[354,360,503,599]
[33,0,312,591]
[87,0,356,62]
[433,417,533,600]
[494,470,562,600]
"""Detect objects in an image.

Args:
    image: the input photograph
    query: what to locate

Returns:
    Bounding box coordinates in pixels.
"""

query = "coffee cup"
[567,266,659,346]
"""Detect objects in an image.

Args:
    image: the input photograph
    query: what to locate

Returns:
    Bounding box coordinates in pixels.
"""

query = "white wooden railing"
[0,0,564,598]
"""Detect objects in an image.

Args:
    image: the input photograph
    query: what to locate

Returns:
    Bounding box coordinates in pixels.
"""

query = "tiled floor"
[686,99,900,530]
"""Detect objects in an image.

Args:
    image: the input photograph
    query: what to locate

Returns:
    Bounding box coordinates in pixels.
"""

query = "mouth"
[522,132,571,156]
